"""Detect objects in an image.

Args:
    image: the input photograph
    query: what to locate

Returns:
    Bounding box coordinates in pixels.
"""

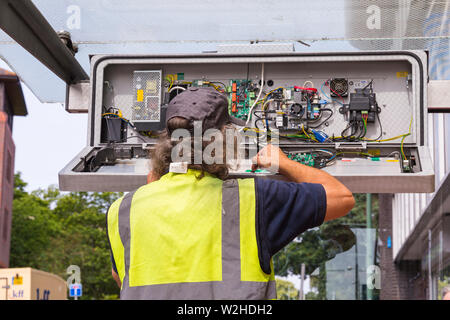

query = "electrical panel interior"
[59,52,435,193]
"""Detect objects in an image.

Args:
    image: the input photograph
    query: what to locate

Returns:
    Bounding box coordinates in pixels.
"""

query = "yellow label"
[386,159,399,162]
[397,71,409,78]
[13,276,23,285]
[136,89,144,102]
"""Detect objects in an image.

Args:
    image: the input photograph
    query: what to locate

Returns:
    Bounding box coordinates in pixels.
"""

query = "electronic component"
[287,150,335,169]
[288,152,315,167]
[330,78,349,97]
[290,103,304,116]
[132,70,162,131]
[101,116,127,143]
[228,79,255,120]
[347,87,379,123]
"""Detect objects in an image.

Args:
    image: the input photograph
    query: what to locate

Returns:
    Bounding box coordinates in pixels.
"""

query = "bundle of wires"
[320,80,344,106]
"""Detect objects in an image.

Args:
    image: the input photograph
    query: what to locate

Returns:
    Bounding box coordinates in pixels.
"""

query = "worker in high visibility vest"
[106,87,355,300]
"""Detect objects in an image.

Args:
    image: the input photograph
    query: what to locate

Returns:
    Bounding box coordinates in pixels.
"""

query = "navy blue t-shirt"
[108,178,327,274]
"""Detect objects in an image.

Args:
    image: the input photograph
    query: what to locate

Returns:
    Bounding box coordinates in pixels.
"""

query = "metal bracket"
[428,80,450,113]
[335,142,368,151]
[0,0,88,84]
[66,81,90,113]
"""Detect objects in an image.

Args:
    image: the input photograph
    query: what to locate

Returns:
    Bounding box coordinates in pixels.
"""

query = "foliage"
[10,173,122,300]
[275,278,299,300]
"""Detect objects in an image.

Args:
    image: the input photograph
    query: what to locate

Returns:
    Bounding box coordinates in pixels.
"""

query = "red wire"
[328,84,345,104]
[294,86,317,92]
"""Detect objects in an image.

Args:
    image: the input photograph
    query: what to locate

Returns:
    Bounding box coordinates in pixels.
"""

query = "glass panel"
[1,0,450,102]
[274,193,379,300]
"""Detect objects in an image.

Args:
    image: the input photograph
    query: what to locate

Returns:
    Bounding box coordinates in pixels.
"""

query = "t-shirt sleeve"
[255,178,327,274]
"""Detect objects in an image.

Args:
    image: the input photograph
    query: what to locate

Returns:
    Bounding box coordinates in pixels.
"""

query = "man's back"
[107,169,276,299]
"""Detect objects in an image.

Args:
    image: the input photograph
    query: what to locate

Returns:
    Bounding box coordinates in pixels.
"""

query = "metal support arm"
[0,0,88,84]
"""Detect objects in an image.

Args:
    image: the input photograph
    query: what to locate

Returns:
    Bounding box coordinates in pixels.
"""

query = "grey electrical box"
[59,50,435,193]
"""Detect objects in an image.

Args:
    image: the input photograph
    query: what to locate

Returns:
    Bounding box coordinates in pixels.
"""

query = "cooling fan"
[330,78,349,97]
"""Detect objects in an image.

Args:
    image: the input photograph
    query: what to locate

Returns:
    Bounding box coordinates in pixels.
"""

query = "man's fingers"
[251,154,260,171]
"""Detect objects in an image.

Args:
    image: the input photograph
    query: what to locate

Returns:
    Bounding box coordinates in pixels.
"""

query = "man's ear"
[147,170,160,184]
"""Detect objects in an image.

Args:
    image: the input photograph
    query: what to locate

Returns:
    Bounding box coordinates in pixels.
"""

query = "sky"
[1,59,88,192]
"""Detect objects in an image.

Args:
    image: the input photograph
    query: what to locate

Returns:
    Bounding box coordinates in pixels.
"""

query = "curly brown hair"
[150,117,238,180]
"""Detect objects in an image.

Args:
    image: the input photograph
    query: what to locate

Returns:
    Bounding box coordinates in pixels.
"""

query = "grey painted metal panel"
[428,80,450,112]
[60,51,435,192]
[66,81,90,113]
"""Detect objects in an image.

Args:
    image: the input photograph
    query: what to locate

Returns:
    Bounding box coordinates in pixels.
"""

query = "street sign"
[69,283,82,299]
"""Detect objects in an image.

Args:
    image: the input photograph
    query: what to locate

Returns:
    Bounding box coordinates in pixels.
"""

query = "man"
[106,87,355,300]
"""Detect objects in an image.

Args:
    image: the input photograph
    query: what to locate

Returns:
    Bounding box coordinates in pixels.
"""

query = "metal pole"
[366,193,373,300]
[299,263,305,300]
[355,239,359,300]
[428,229,433,300]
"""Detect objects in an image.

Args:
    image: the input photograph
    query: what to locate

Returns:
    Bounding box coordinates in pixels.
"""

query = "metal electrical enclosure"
[59,50,435,193]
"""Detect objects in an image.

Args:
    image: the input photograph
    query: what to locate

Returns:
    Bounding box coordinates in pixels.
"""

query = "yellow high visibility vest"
[107,169,276,299]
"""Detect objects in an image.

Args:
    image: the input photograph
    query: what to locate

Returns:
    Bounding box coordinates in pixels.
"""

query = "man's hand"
[252,144,355,222]
[251,144,289,173]
[112,269,121,289]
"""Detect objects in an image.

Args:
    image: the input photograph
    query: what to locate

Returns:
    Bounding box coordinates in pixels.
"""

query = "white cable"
[169,86,187,93]
[245,63,265,127]
[303,80,314,88]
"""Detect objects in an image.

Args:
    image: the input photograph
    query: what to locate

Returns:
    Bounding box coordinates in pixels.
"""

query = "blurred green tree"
[275,278,299,300]
[273,194,379,300]
[10,173,122,300]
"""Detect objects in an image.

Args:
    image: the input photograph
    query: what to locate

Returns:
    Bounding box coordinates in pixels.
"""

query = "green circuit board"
[288,152,316,167]
[227,79,256,121]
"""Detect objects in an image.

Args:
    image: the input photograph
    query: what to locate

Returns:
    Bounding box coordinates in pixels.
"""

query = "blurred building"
[0,68,27,268]
[0,268,67,300]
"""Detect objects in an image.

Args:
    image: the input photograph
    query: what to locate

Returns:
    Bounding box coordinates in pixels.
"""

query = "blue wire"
[320,81,344,106]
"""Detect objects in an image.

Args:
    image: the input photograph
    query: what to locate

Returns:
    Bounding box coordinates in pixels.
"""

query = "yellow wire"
[302,125,317,142]
[102,112,130,124]
[400,117,413,160]
[166,74,175,91]
[258,87,285,106]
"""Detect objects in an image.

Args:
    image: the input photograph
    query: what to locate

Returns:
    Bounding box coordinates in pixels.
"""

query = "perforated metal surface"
[130,70,162,122]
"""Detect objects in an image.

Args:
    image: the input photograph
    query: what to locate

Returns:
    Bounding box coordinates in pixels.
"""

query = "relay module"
[60,51,435,193]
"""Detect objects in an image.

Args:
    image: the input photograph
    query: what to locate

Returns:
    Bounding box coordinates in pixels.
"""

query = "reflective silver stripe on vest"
[117,190,136,294]
[117,180,276,300]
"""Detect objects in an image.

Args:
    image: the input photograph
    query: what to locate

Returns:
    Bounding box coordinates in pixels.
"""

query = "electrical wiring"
[262,99,275,111]
[301,125,318,142]
[400,117,413,160]
[325,151,374,165]
[166,74,175,91]
[209,82,227,92]
[169,86,187,93]
[308,108,333,129]
[102,112,135,128]
[245,63,265,127]
[303,80,314,88]
[320,80,344,106]
[329,84,345,105]
[257,87,285,108]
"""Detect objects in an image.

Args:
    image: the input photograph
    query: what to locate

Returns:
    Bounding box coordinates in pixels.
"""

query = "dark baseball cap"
[166,87,246,131]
